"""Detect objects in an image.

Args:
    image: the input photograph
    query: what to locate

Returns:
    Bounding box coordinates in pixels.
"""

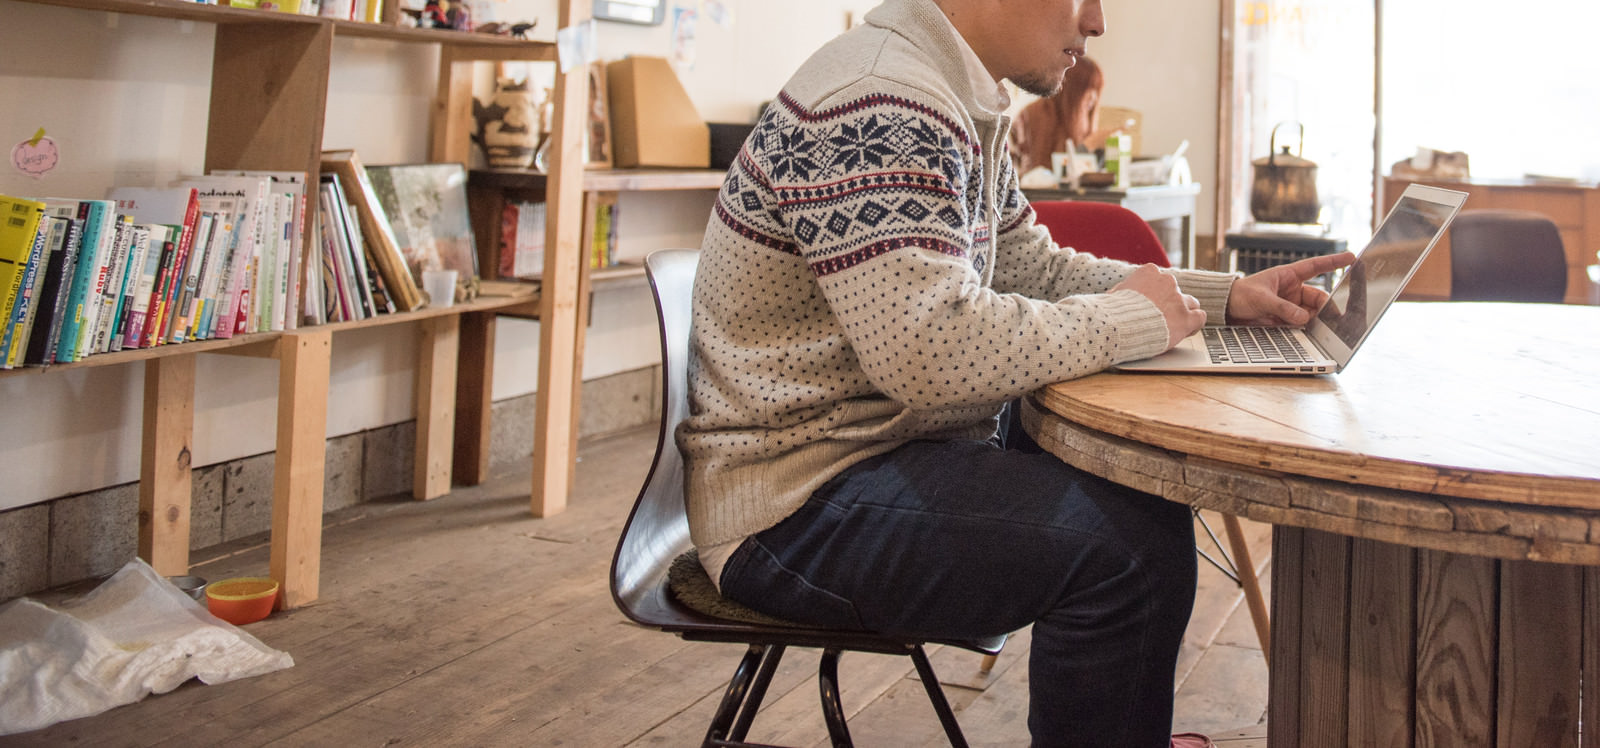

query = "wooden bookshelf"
[2,0,586,609]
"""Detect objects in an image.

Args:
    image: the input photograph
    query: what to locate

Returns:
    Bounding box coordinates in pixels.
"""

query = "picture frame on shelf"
[365,162,480,288]
[586,61,613,169]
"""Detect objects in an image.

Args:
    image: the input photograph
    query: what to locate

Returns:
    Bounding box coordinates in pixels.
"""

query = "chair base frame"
[698,641,970,748]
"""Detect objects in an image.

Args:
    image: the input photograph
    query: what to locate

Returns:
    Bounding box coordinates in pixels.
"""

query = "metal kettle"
[1250,122,1320,224]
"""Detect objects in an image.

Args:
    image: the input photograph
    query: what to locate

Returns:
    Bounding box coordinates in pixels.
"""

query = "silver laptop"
[1116,183,1468,375]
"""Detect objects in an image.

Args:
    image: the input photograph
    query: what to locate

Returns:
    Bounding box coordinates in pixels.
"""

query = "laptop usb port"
[1301,367,1314,372]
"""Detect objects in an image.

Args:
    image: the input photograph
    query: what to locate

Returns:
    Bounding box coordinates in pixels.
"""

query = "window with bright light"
[1224,0,1599,253]
[1380,1,1600,183]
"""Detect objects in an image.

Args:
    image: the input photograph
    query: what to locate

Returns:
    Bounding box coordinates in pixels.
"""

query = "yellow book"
[0,195,47,363]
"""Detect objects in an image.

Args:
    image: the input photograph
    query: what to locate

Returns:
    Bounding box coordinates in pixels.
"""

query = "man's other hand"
[1114,264,1206,350]
[1226,251,1357,326]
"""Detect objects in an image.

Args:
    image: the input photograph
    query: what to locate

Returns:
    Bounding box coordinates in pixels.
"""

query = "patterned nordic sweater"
[679,0,1236,550]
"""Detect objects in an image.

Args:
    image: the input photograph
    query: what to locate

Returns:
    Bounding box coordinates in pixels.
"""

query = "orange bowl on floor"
[205,577,279,625]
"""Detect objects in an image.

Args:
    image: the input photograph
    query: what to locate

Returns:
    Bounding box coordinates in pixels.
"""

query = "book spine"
[91,215,133,355]
[111,225,153,351]
[221,184,270,338]
[317,191,354,321]
[4,221,52,368]
[198,217,238,340]
[55,202,102,363]
[73,206,121,360]
[0,215,48,369]
[139,231,179,349]
[275,210,291,331]
[249,199,274,333]
[106,221,145,353]
[150,208,198,347]
[332,189,376,318]
[10,218,63,366]
[36,218,82,365]
[0,198,42,363]
[168,212,214,345]
[186,212,228,341]
[285,187,305,330]
[24,217,77,365]
[233,258,254,335]
[258,196,283,332]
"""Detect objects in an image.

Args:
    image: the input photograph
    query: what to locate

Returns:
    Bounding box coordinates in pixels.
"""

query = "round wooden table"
[1023,302,1600,747]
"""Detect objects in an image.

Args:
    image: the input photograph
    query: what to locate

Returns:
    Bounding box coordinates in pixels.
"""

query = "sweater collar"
[865,0,1011,116]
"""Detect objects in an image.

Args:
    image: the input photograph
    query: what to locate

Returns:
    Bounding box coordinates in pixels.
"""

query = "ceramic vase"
[477,78,539,169]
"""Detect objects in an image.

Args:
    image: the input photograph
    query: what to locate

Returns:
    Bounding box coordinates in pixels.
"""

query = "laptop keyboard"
[1202,327,1313,364]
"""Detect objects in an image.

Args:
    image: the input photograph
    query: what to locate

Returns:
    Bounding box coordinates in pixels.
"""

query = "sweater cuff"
[1099,289,1171,363]
[1176,269,1239,325]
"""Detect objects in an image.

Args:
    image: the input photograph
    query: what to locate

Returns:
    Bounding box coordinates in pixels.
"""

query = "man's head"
[936,0,1105,98]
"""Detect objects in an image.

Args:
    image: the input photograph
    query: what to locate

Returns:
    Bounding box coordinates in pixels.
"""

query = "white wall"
[0,0,1223,509]
[1091,0,1221,235]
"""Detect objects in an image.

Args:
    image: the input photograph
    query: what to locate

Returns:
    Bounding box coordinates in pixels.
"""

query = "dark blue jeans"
[719,407,1197,747]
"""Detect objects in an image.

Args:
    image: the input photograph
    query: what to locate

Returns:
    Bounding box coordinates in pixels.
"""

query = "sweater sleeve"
[991,161,1238,324]
[748,84,1171,411]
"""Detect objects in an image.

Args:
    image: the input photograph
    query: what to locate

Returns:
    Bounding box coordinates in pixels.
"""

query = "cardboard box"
[606,56,710,169]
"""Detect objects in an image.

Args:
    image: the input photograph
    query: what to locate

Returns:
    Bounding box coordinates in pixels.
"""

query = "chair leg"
[1220,513,1272,664]
[978,653,998,673]
[909,644,971,748]
[818,648,854,747]
[705,644,779,748]
[1194,508,1243,584]
[730,644,786,741]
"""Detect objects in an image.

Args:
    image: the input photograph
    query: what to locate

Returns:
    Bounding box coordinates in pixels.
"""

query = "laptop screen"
[1308,184,1466,362]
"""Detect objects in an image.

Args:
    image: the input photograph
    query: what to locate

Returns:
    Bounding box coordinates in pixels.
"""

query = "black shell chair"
[1449,209,1568,302]
[609,248,1006,748]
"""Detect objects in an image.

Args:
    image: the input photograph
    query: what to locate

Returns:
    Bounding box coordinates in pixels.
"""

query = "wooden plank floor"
[3,426,1270,747]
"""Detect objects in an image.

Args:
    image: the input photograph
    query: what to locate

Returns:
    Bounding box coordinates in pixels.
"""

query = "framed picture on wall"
[585,61,613,169]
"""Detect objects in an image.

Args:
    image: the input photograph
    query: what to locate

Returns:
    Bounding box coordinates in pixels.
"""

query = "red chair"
[1022,199,1273,663]
[1030,200,1171,267]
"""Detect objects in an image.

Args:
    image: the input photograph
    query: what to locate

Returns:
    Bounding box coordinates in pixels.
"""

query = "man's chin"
[1011,72,1064,99]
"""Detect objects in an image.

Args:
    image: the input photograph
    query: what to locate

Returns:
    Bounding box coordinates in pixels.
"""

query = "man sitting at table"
[679,0,1354,745]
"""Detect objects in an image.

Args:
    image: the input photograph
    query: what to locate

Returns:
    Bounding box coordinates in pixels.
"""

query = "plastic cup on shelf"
[422,269,458,308]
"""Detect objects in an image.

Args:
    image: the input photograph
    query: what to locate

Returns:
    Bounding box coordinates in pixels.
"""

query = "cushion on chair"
[667,550,804,627]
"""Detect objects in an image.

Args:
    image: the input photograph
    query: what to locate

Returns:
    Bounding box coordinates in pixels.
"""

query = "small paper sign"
[12,128,59,178]
[556,18,596,73]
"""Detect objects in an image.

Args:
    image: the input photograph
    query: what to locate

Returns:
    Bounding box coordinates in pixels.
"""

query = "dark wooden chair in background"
[1448,208,1568,303]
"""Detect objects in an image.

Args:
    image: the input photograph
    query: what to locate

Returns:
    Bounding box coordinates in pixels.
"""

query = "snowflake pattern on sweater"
[719,91,989,275]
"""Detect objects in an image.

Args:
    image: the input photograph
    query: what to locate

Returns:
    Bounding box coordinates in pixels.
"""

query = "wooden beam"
[453,311,496,485]
[139,354,195,575]
[414,314,460,499]
[529,0,591,517]
[271,330,330,609]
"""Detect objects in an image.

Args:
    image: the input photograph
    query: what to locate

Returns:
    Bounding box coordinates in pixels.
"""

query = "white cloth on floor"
[0,558,293,736]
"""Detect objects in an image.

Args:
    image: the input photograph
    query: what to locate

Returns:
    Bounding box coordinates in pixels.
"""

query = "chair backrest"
[1031,200,1170,267]
[611,248,700,626]
[1449,209,1567,303]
